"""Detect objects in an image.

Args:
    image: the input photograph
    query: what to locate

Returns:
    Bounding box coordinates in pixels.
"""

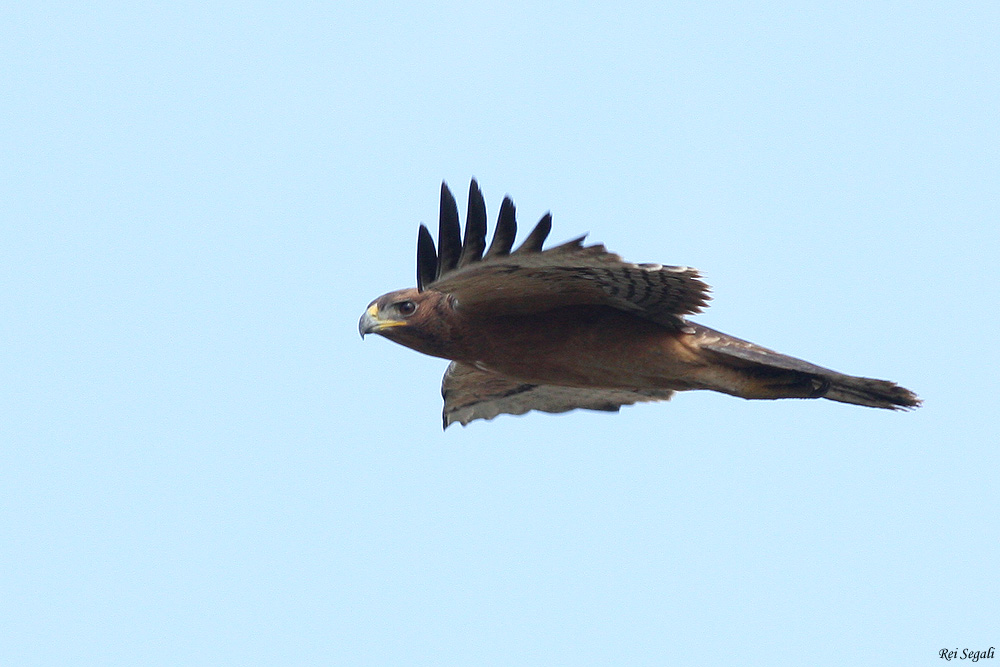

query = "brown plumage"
[359,180,921,427]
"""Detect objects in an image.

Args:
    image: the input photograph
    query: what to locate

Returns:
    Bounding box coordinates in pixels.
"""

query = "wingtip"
[513,212,552,254]
[416,223,437,291]
[437,181,462,277]
[442,411,465,429]
[485,196,517,258]
[459,178,488,267]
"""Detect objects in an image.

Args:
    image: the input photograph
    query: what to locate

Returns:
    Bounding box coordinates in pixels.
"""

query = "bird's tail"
[693,324,921,410]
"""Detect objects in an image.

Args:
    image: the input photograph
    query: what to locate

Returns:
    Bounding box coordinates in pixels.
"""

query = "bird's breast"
[459,306,705,390]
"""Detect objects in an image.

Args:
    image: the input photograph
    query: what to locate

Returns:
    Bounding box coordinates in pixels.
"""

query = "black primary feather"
[416,224,437,292]
[484,196,517,258]
[436,182,462,278]
[459,179,487,267]
[513,213,552,254]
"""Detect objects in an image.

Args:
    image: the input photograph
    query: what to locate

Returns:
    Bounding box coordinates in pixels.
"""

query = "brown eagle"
[360,180,920,427]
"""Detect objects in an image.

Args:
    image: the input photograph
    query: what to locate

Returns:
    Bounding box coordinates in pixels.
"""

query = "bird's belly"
[465,307,706,390]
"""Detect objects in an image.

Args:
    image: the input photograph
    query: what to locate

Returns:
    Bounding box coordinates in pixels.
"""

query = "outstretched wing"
[441,361,675,427]
[417,180,710,330]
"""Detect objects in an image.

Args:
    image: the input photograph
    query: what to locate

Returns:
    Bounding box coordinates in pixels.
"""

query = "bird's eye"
[397,300,417,316]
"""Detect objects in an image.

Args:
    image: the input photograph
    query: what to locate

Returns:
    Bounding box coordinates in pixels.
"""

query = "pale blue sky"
[2,1,998,665]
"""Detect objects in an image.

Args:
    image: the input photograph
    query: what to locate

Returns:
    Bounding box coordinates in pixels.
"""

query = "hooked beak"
[359,303,406,338]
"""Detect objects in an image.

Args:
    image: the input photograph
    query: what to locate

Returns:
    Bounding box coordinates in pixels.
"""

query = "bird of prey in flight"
[360,180,920,427]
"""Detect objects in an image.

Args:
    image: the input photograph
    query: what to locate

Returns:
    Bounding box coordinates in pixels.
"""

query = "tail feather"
[824,374,921,410]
